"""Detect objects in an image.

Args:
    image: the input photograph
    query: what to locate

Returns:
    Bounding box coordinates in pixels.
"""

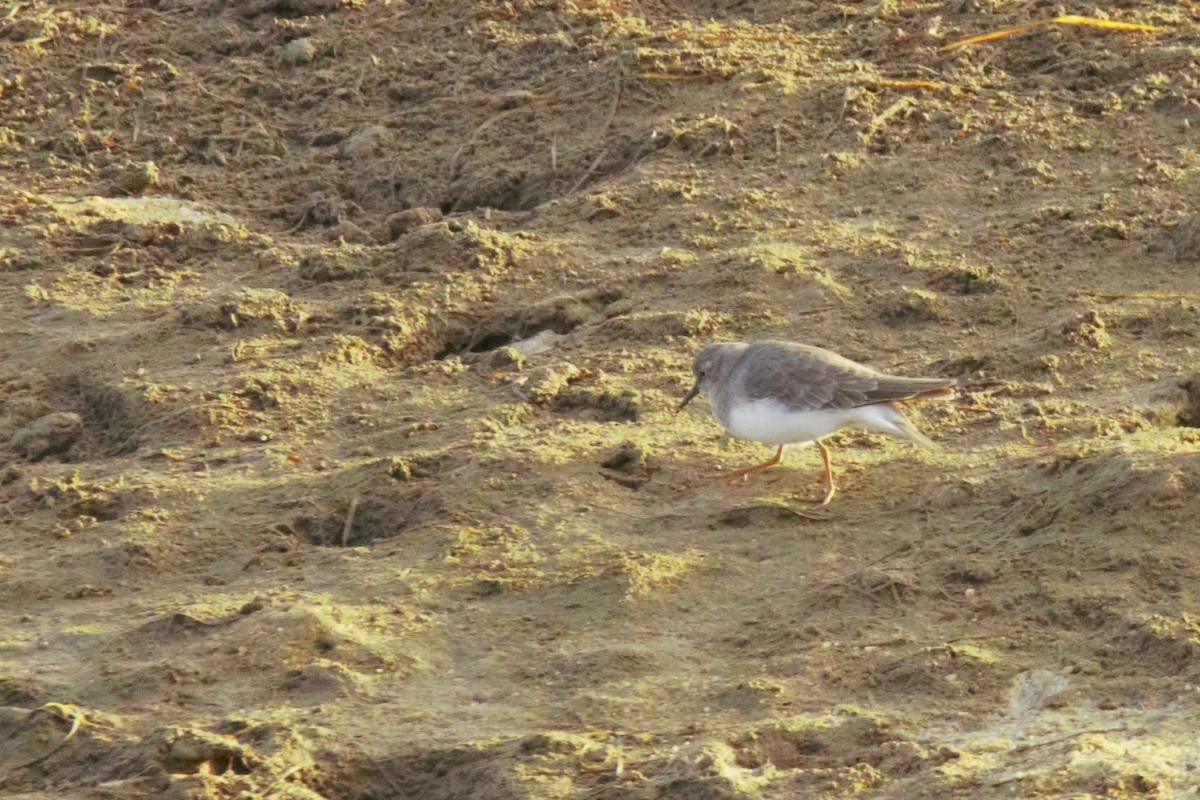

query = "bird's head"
[676,343,740,414]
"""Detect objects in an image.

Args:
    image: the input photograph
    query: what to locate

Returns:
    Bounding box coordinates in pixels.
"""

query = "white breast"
[724,399,907,446]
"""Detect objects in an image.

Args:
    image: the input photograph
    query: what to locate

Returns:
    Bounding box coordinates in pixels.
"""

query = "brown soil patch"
[3,2,1200,798]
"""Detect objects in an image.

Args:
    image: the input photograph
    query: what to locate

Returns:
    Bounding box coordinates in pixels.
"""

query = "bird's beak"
[676,383,700,414]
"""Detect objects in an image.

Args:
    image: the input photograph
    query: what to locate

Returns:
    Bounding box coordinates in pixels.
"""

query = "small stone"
[384,207,443,241]
[281,38,317,66]
[11,412,83,460]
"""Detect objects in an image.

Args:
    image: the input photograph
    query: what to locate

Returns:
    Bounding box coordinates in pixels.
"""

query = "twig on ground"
[341,495,360,547]
[9,704,86,771]
[568,73,624,195]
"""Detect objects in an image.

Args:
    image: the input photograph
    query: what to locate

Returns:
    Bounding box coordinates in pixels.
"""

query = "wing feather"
[738,341,952,412]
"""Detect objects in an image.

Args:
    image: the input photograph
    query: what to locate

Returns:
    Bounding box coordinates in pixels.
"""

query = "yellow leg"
[814,440,836,506]
[715,445,784,483]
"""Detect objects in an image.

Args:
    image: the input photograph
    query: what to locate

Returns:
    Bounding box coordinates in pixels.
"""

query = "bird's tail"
[899,415,940,450]
[877,403,941,450]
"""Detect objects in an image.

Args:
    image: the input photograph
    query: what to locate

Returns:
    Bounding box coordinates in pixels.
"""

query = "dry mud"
[2,1,1200,798]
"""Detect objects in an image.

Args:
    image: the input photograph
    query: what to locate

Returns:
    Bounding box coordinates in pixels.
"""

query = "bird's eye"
[697,369,707,378]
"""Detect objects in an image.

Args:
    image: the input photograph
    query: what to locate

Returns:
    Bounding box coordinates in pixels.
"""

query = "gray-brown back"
[722,340,951,413]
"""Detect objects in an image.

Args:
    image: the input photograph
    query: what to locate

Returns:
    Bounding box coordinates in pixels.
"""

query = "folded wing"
[740,341,953,412]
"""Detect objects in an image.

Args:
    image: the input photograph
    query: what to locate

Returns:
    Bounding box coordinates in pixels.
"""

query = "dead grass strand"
[943,15,1166,51]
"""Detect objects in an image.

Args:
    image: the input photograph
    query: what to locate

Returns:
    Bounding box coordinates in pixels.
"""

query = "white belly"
[724,399,902,445]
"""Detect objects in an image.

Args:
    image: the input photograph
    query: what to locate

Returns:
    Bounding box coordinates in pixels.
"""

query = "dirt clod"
[1179,374,1200,427]
[600,441,646,473]
[280,37,317,66]
[876,287,946,325]
[553,387,640,422]
[10,412,83,460]
[183,289,307,332]
[600,441,657,488]
[1169,215,1200,262]
[383,207,443,241]
[520,362,581,405]
[94,161,160,197]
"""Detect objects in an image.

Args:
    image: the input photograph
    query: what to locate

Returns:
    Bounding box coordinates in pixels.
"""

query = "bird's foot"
[795,481,836,506]
[709,447,784,483]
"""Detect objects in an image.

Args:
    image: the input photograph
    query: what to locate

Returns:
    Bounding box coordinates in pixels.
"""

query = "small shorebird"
[677,340,953,505]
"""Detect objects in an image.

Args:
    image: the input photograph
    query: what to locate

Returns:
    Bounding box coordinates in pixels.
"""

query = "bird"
[676,340,953,504]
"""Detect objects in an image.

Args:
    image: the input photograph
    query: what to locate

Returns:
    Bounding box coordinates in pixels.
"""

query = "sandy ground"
[3,1,1200,798]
